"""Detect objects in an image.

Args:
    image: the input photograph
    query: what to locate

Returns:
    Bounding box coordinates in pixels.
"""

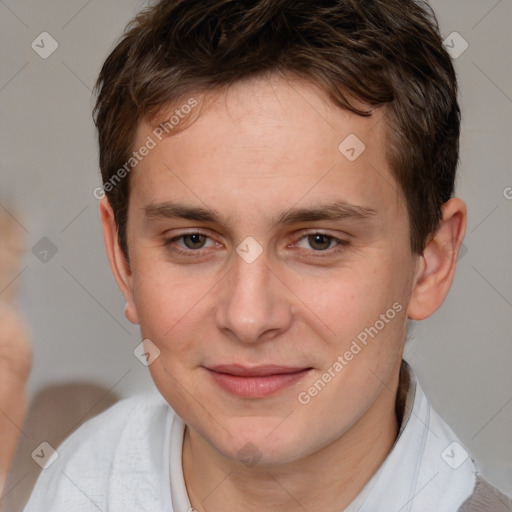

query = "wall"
[1,0,511,507]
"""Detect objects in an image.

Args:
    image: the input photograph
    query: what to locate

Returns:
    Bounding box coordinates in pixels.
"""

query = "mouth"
[204,365,313,398]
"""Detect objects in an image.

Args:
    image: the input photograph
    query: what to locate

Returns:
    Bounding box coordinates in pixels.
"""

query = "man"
[23,0,512,510]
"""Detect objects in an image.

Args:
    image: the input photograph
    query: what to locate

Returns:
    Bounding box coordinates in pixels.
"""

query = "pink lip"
[205,365,312,398]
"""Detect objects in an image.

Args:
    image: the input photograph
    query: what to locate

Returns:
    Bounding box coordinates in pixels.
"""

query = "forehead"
[129,77,402,225]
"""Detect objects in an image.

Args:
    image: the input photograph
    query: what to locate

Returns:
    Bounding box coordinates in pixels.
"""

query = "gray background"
[1,0,511,507]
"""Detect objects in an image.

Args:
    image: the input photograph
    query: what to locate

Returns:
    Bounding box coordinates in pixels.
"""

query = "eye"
[301,233,336,251]
[180,233,209,250]
[163,230,349,261]
[305,233,334,251]
[296,233,344,251]
[163,232,217,254]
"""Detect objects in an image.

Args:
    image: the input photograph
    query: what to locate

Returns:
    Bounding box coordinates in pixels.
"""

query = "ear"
[407,197,467,321]
[99,197,139,325]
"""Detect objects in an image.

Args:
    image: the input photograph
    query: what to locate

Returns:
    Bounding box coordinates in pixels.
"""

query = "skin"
[0,211,32,499]
[100,76,466,512]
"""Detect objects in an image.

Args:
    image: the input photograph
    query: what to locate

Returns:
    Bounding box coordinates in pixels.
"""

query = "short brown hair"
[93,0,459,259]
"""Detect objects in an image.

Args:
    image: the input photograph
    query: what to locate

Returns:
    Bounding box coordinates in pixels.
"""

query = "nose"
[215,248,293,344]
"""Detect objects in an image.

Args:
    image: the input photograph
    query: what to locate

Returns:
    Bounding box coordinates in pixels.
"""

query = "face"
[117,77,420,465]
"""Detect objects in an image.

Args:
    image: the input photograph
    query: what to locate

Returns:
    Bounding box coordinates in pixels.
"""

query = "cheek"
[292,255,409,344]
[131,264,214,411]
[130,259,214,359]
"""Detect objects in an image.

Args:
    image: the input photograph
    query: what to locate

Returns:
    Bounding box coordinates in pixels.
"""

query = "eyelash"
[163,231,350,259]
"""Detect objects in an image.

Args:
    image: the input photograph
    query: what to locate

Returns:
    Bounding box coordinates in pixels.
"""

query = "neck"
[182,366,401,512]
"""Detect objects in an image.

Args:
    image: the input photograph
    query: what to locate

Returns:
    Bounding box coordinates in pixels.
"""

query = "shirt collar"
[170,360,475,512]
[352,359,475,512]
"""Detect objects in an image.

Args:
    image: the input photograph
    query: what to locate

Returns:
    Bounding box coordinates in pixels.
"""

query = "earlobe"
[99,197,140,325]
[407,198,467,321]
[124,302,139,325]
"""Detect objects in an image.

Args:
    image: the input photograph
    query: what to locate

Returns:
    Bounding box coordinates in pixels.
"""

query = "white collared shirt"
[23,360,478,512]
[344,360,476,511]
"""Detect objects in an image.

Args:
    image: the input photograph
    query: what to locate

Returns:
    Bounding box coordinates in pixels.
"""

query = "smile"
[204,365,313,398]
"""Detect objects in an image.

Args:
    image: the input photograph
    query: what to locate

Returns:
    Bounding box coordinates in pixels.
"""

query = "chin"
[210,421,310,467]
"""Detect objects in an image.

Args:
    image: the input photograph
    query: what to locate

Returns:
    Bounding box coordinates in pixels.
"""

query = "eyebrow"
[143,200,377,228]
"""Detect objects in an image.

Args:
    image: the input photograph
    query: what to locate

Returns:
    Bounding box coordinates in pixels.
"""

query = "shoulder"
[50,390,172,465]
[23,391,176,511]
[458,474,512,512]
